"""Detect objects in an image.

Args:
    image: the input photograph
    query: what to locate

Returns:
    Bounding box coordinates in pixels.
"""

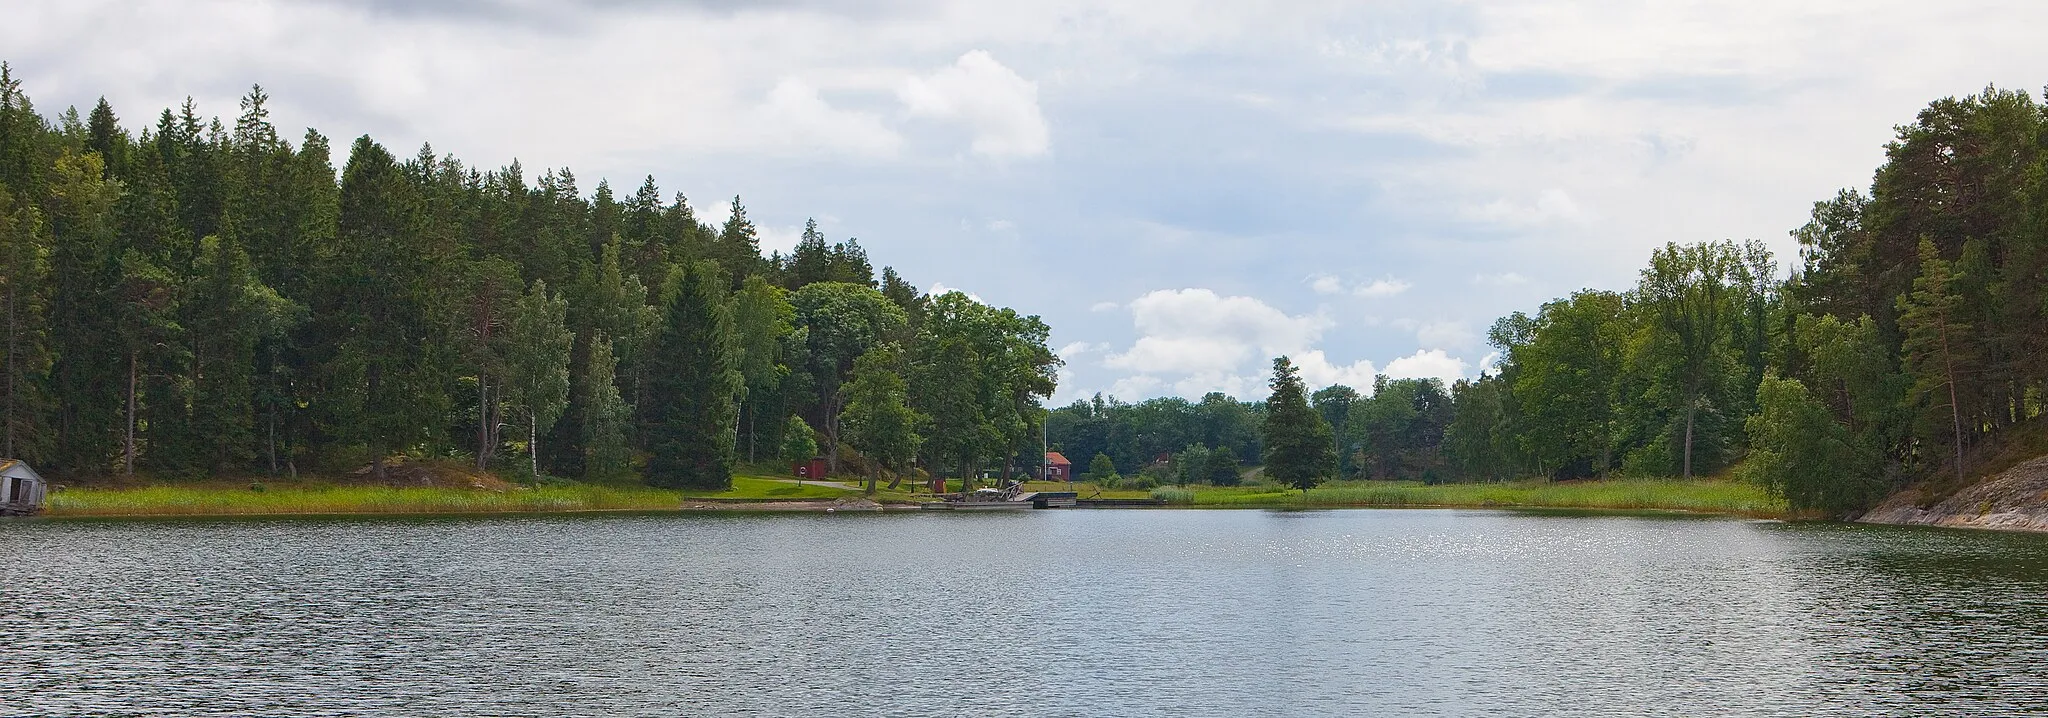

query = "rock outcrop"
[1858,454,2048,531]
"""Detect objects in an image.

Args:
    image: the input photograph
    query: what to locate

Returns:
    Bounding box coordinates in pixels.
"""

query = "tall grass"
[1150,487,1196,505]
[1193,479,1783,515]
[47,475,870,517]
[46,485,687,517]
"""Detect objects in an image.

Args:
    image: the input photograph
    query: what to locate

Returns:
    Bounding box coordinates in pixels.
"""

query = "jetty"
[919,483,1168,510]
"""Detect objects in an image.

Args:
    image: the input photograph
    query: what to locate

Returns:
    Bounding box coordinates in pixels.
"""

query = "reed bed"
[45,476,864,517]
[1193,479,1784,516]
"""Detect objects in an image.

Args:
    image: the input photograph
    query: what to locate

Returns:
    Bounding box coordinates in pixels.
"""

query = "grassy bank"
[1185,478,1783,515]
[42,473,1781,518]
[1033,478,1782,515]
[45,476,872,517]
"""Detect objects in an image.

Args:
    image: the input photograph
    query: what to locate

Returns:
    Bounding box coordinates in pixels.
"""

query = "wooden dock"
[919,491,1080,510]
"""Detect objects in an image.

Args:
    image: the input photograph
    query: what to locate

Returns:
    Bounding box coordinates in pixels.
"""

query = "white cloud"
[1089,301,1122,312]
[898,50,1050,159]
[1467,188,1588,227]
[927,282,984,303]
[1056,341,1102,358]
[1383,349,1471,383]
[1291,350,1381,389]
[1416,321,1478,350]
[1104,289,1329,377]
[1306,274,1412,298]
[1473,272,1531,286]
[758,224,804,255]
[751,77,902,157]
[1309,274,1347,295]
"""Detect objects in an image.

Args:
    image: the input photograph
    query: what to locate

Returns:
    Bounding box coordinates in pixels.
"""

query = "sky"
[9,0,2048,404]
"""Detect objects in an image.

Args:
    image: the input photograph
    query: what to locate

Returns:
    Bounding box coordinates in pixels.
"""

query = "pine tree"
[643,261,741,489]
[1262,356,1336,492]
[1897,238,1975,484]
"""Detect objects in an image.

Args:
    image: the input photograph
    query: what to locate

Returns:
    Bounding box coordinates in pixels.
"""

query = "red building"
[1043,452,1073,482]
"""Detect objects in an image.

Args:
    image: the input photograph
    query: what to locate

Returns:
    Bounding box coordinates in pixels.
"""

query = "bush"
[1151,487,1194,504]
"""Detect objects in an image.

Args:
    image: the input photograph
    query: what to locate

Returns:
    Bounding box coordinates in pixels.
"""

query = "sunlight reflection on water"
[3,509,2047,716]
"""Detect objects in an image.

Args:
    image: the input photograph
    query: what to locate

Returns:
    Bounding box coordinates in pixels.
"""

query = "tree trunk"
[1941,322,1965,483]
[1681,394,1697,480]
[477,376,490,471]
[267,401,279,477]
[824,395,840,475]
[866,466,878,496]
[530,409,541,479]
[125,351,137,477]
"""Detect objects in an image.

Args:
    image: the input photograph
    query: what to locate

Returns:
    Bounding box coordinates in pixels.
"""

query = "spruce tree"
[0,185,51,461]
[1262,356,1336,492]
[643,261,741,489]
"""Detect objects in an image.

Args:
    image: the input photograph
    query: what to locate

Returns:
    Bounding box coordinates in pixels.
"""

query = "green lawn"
[683,476,860,500]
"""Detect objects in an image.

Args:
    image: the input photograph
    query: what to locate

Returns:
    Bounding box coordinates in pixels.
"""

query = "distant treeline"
[0,65,1057,489]
[1054,86,2048,516]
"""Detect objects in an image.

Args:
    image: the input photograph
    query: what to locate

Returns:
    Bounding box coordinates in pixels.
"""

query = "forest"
[0,65,1059,491]
[1051,85,2048,516]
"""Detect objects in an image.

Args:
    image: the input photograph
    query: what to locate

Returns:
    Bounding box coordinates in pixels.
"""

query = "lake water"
[4,509,2048,717]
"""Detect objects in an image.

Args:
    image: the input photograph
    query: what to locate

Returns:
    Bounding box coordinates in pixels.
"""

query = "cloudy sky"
[9,0,2048,403]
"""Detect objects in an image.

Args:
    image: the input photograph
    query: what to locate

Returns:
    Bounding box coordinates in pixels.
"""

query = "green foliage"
[0,72,1014,487]
[911,291,1059,488]
[1087,452,1116,483]
[581,332,635,483]
[1047,392,1262,478]
[643,261,742,489]
[1350,376,1453,481]
[1203,444,1241,486]
[731,275,794,463]
[1509,290,1625,478]
[1262,356,1336,491]
[1172,443,1209,485]
[1743,374,1885,516]
[503,279,573,478]
[840,344,923,493]
[780,416,818,464]
[1896,238,1974,484]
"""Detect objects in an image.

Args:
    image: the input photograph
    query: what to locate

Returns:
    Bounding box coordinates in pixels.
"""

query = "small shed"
[0,459,47,515]
[1044,452,1073,482]
[793,457,828,480]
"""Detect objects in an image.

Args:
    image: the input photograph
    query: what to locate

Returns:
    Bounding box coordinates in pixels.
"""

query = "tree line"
[1059,85,2048,517]
[0,66,1059,490]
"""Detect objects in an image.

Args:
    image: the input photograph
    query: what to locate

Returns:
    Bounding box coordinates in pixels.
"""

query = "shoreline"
[11,476,1791,520]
